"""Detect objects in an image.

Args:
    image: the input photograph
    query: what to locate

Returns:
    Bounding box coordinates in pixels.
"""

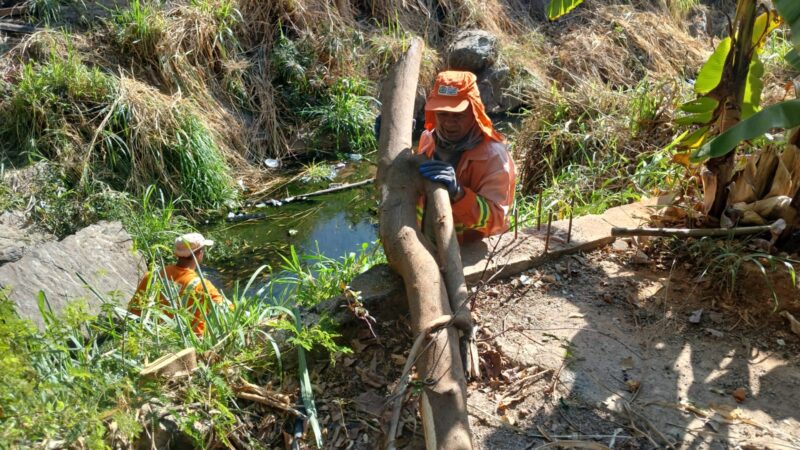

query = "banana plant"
[694,0,800,163]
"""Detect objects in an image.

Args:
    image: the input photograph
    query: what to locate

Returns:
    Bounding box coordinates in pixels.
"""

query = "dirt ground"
[314,245,800,450]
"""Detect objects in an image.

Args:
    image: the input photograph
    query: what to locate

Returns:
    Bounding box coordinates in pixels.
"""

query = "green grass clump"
[0,53,116,163]
[301,77,378,154]
[111,0,165,57]
[0,47,236,211]
[515,78,684,219]
[272,242,386,309]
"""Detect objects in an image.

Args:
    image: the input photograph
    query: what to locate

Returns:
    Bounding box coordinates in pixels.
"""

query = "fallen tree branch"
[251,178,374,206]
[611,223,776,238]
[236,392,306,418]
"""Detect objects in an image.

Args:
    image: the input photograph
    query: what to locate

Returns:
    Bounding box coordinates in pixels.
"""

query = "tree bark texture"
[377,39,473,450]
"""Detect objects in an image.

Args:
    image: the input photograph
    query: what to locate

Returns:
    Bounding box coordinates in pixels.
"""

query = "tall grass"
[0,48,236,210]
[515,77,683,218]
[0,251,356,448]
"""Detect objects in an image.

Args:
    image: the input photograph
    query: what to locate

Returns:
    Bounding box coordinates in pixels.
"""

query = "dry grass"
[542,4,708,88]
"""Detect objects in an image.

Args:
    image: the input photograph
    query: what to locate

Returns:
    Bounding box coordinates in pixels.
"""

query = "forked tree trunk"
[377,39,473,450]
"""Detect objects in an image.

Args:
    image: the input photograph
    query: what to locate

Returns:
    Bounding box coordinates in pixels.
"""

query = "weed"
[299,161,336,184]
[111,0,165,57]
[301,77,378,154]
[0,248,354,448]
[270,242,386,309]
[672,237,799,308]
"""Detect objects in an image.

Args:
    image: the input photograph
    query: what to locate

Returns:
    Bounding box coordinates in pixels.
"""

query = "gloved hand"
[419,160,461,199]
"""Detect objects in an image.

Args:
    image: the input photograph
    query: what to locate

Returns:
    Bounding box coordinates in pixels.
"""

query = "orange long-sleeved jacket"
[417,130,516,243]
[129,264,224,336]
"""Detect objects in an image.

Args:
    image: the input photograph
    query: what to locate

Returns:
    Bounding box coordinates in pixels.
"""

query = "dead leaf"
[626,379,641,393]
[672,152,691,167]
[355,367,387,389]
[733,387,747,403]
[390,354,407,366]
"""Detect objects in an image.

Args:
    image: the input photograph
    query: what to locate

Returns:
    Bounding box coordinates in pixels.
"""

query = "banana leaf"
[751,11,783,52]
[695,37,732,95]
[680,97,719,114]
[775,0,800,47]
[548,0,584,20]
[742,56,764,120]
[691,99,800,162]
[675,111,714,126]
[786,48,800,71]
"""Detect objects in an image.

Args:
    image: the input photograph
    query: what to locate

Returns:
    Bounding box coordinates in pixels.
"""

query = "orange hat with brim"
[424,71,504,142]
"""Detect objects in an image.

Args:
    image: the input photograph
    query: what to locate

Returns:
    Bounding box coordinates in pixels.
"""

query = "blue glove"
[419,160,461,199]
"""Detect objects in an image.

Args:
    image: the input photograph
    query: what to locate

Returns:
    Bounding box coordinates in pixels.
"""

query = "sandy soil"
[315,246,800,450]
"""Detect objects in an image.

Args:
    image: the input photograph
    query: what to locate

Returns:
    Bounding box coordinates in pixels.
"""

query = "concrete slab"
[461,199,656,283]
[334,199,658,320]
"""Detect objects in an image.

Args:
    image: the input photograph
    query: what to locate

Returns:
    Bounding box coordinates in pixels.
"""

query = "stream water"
[199,159,379,292]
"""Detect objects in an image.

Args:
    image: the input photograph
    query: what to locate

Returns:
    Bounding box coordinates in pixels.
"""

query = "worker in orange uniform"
[129,232,225,336]
[417,70,516,243]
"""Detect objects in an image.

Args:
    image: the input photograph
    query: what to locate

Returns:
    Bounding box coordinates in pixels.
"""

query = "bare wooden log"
[140,348,197,379]
[611,222,780,238]
[377,39,472,450]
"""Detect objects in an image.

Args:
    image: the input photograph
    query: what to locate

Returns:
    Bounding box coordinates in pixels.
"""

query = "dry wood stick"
[543,212,553,254]
[611,223,777,238]
[536,191,543,230]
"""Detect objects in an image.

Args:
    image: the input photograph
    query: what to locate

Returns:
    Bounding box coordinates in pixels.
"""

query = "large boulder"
[0,221,144,328]
[445,29,530,114]
[0,211,56,265]
[447,30,499,74]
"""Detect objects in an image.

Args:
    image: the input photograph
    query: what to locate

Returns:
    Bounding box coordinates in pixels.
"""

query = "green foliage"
[122,185,192,261]
[301,78,378,154]
[272,242,386,309]
[0,292,141,448]
[517,77,679,216]
[547,0,585,20]
[674,237,799,308]
[692,100,800,162]
[694,37,731,95]
[0,46,236,211]
[0,248,356,448]
[299,162,336,184]
[111,0,165,56]
[0,51,115,163]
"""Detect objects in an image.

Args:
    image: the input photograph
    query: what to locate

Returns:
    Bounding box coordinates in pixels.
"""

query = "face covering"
[433,123,484,166]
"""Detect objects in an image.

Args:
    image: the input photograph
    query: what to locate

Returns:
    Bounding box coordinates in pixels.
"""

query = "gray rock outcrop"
[0,211,56,265]
[445,29,528,114]
[447,30,499,74]
[0,220,144,328]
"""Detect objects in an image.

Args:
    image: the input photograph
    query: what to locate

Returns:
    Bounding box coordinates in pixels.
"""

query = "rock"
[686,8,708,38]
[0,221,144,328]
[447,30,498,74]
[0,211,55,265]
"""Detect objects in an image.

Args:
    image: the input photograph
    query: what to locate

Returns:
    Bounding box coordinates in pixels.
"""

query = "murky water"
[199,160,379,290]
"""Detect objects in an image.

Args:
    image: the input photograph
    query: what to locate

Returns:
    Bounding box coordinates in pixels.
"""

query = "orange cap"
[424,71,504,142]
